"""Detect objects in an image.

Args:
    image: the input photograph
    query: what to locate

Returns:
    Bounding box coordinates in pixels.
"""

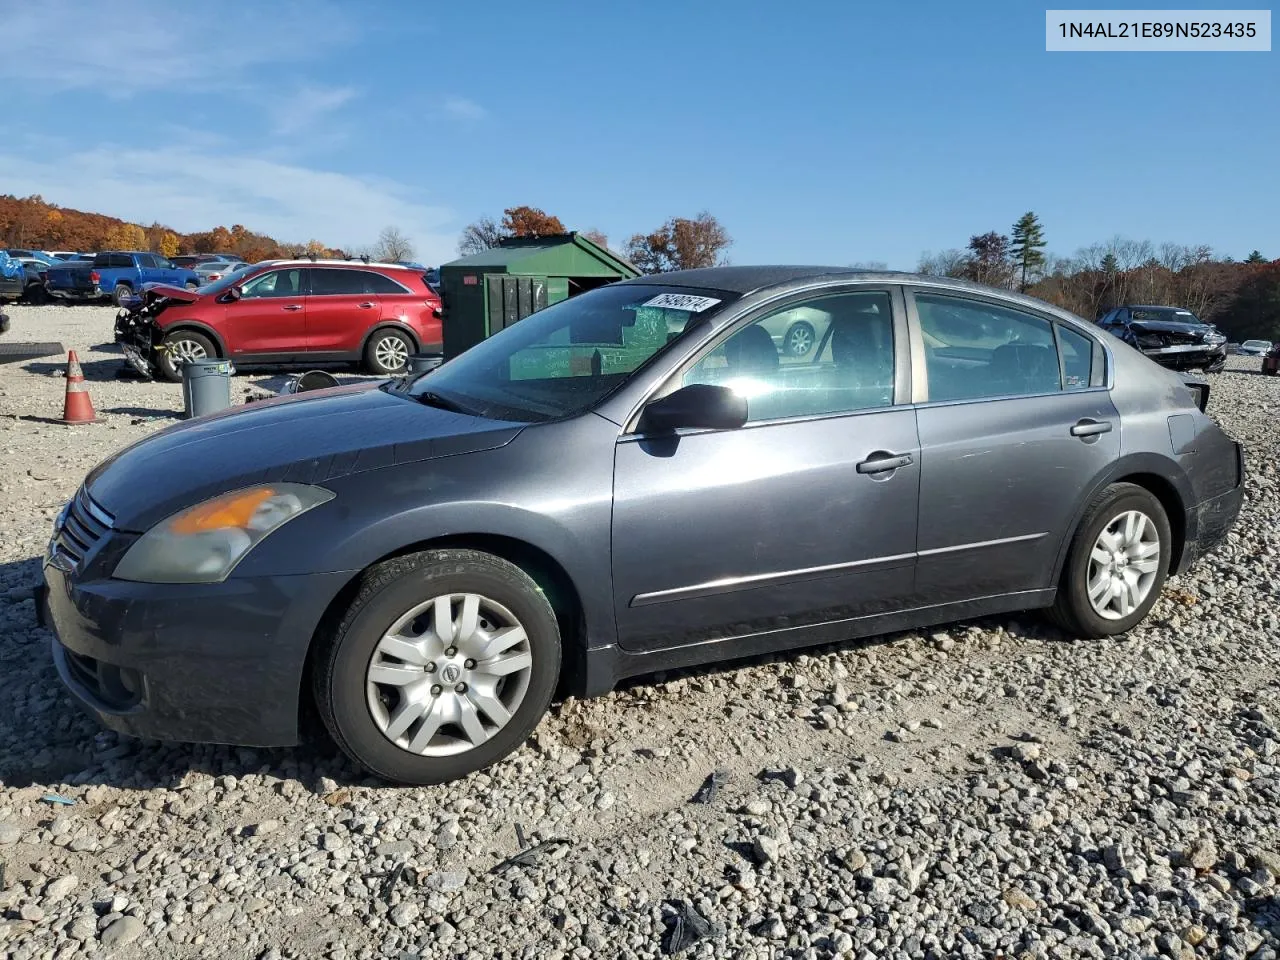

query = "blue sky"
[1,1,1275,267]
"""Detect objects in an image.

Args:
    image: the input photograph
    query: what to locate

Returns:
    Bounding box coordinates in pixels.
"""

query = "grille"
[1160,330,1202,346]
[50,487,114,573]
[55,642,143,710]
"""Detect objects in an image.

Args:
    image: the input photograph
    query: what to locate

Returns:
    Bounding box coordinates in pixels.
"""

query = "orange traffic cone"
[59,351,98,424]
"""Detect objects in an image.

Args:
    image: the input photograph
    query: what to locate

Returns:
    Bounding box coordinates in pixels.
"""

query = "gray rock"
[376,839,414,858]
[753,835,780,864]
[0,822,21,846]
[100,915,145,948]
[424,870,467,893]
[389,902,420,927]
[44,875,78,900]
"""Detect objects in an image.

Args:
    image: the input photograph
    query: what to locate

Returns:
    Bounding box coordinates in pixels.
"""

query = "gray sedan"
[42,268,1244,785]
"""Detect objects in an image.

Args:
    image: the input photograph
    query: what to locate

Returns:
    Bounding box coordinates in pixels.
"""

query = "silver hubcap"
[365,593,533,757]
[1087,510,1161,620]
[787,326,813,355]
[375,335,410,371]
[170,339,207,365]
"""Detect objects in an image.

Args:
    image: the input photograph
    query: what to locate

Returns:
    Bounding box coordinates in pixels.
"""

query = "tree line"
[459,206,733,273]
[0,194,345,262]
[919,212,1279,341]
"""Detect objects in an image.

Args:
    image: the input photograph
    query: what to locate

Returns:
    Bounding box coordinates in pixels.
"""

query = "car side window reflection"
[682,291,895,422]
[240,269,302,299]
[918,294,1065,402]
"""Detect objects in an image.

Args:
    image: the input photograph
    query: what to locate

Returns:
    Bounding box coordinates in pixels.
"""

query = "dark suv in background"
[1097,305,1227,373]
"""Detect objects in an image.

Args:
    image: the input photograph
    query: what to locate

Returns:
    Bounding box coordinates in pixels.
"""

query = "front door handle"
[1070,419,1113,438]
[357,301,375,309]
[856,452,914,475]
[282,304,302,311]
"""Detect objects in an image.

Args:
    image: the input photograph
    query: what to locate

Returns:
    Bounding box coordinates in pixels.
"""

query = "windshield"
[1243,340,1271,348]
[1131,307,1201,324]
[404,283,736,422]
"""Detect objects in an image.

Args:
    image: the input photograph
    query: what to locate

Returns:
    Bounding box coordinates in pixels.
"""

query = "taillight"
[89,270,100,283]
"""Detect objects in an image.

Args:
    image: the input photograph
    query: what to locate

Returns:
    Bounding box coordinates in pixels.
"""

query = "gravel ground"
[1,303,1278,960]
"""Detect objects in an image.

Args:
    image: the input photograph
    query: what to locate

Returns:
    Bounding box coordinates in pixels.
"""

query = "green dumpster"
[438,232,640,360]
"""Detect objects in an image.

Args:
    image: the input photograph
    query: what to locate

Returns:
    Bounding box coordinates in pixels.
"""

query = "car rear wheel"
[313,549,561,785]
[1048,482,1171,638]
[783,321,816,357]
[112,284,134,307]
[365,328,413,375]
[156,330,216,382]
[185,281,199,292]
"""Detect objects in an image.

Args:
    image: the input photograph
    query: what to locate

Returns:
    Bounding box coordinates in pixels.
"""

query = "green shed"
[438,232,640,359]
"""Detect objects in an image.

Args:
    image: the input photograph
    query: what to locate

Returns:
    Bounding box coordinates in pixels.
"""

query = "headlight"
[113,483,333,584]
[1135,333,1164,349]
[1204,333,1227,345]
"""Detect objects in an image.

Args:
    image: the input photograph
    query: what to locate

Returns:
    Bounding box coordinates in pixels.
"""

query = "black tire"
[1047,482,1172,638]
[783,321,816,357]
[112,283,134,307]
[364,327,414,375]
[156,329,216,382]
[185,281,199,292]
[313,549,561,785]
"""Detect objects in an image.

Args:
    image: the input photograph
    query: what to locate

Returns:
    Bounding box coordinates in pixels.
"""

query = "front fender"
[234,419,623,649]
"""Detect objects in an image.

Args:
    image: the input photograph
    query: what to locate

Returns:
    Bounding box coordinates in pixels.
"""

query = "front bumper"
[42,560,352,746]
[1139,343,1227,370]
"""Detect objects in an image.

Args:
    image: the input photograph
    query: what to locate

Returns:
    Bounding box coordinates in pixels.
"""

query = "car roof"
[617,266,1091,320]
[255,259,417,270]
[1126,304,1195,311]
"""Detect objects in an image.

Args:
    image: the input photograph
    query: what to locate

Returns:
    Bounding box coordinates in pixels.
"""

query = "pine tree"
[1009,212,1047,291]
[1100,252,1119,275]
[1245,250,1266,264]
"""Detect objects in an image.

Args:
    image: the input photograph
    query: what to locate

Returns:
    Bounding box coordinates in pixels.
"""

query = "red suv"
[115,260,442,381]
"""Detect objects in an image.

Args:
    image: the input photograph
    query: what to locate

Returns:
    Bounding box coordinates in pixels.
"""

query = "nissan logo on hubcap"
[441,664,461,684]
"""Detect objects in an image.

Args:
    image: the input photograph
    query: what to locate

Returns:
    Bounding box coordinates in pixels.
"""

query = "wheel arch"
[360,322,420,356]
[298,531,589,742]
[1050,454,1193,585]
[161,322,227,357]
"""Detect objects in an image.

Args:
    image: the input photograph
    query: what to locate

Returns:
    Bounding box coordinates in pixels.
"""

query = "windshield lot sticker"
[641,293,722,313]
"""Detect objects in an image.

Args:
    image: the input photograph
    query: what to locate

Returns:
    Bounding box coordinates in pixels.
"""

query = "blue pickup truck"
[45,251,201,306]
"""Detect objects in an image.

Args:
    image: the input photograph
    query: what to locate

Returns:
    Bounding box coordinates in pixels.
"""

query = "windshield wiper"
[415,391,474,415]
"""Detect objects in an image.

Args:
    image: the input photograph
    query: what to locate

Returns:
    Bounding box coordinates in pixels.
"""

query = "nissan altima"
[42,268,1245,784]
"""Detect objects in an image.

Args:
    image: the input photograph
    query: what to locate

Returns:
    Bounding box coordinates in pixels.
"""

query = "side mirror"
[640,383,747,433]
[226,285,243,302]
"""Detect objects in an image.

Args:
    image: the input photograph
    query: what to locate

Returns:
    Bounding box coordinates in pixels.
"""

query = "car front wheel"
[1048,482,1171,637]
[365,329,413,375]
[313,549,561,785]
[156,330,216,382]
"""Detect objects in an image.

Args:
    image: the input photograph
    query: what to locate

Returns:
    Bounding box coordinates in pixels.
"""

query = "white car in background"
[1239,339,1273,356]
[194,260,252,285]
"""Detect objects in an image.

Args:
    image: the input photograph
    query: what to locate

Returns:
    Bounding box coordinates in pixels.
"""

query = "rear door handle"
[282,304,302,311]
[357,301,375,309]
[856,452,914,474]
[1070,419,1113,438]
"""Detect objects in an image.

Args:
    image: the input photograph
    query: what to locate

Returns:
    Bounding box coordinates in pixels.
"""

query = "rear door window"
[916,293,1062,402]
[308,268,368,296]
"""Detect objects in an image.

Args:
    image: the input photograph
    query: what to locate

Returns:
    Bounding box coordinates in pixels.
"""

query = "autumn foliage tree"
[500,206,565,238]
[624,212,732,274]
[0,193,343,261]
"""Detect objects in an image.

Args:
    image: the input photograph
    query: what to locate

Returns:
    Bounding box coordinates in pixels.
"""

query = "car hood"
[85,382,524,531]
[138,282,200,303]
[1128,319,1213,337]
